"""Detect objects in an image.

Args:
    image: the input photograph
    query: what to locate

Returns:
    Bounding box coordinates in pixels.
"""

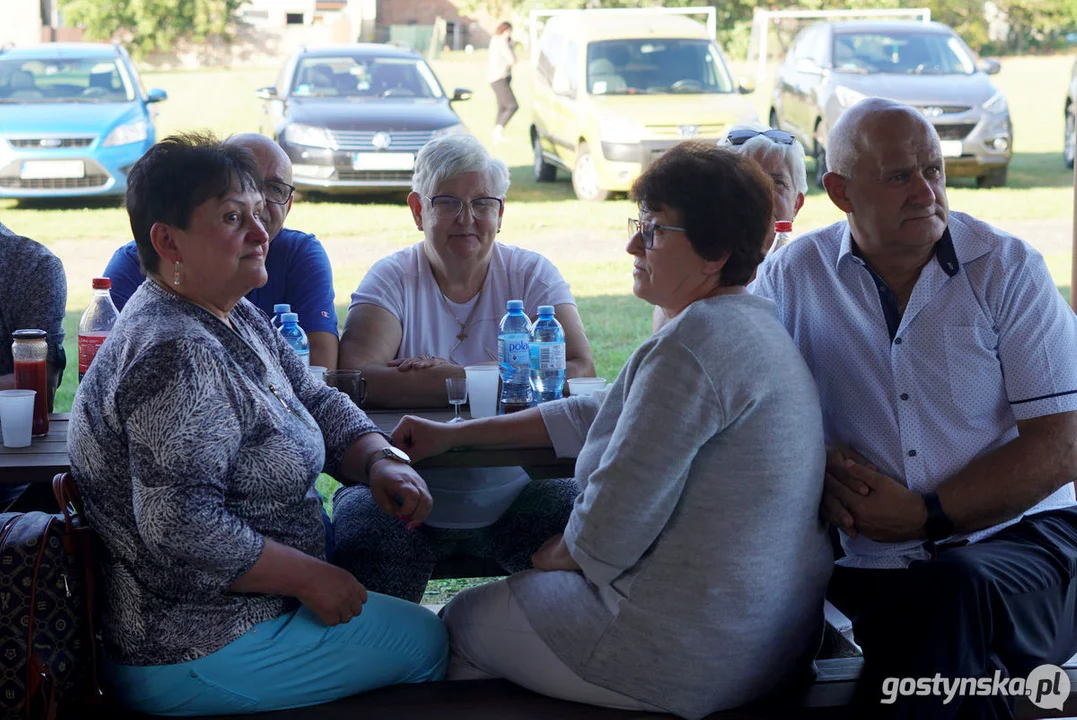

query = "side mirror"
[256,86,278,101]
[795,58,825,76]
[145,88,167,103]
[737,77,755,95]
[451,87,472,102]
[979,58,1001,75]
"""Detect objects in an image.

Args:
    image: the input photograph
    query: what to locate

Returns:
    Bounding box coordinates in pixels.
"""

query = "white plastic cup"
[568,377,607,397]
[464,365,500,418]
[0,389,36,448]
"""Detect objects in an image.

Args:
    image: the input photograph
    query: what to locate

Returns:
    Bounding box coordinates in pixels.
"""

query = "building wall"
[0,0,43,48]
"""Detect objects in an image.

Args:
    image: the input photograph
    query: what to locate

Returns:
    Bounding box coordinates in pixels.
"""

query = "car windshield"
[0,58,135,103]
[586,39,735,95]
[290,57,444,99]
[832,32,977,75]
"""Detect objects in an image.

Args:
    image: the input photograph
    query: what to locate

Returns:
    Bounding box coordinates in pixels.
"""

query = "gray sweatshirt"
[510,293,833,719]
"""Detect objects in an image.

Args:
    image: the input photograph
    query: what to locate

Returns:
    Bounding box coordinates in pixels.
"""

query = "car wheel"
[976,167,1008,189]
[813,126,828,189]
[533,134,557,182]
[572,142,610,202]
[769,109,780,130]
[1065,103,1075,170]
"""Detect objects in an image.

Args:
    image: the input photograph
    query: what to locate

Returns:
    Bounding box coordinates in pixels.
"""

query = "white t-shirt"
[351,241,576,528]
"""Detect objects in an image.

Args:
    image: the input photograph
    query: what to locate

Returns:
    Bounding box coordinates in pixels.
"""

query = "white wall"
[0,0,43,48]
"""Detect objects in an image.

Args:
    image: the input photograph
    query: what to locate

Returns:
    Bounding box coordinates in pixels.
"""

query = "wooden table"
[0,410,574,485]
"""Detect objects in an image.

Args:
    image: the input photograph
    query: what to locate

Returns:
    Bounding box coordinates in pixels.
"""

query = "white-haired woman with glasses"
[334,132,596,603]
[387,143,833,719]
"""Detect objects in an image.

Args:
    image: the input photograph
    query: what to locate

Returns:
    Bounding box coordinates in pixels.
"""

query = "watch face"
[387,446,411,463]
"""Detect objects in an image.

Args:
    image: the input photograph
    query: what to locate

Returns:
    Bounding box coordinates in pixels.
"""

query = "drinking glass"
[446,377,468,423]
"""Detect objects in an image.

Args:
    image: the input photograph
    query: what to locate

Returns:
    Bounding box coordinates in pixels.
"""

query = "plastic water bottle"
[530,305,566,403]
[773,220,794,251]
[497,299,533,413]
[78,277,119,382]
[272,303,291,330]
[279,312,310,367]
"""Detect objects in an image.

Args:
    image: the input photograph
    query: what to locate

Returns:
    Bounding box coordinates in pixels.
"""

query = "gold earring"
[173,262,181,286]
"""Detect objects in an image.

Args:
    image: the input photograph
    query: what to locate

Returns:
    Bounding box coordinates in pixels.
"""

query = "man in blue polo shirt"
[104,133,339,368]
[754,98,1077,719]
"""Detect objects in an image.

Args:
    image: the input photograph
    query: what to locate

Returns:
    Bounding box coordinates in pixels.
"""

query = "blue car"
[0,43,166,199]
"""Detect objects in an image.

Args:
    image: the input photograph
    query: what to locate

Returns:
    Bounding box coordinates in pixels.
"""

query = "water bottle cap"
[537,305,554,316]
[506,299,524,311]
[92,277,112,290]
[273,304,291,314]
[774,221,793,233]
[281,312,299,323]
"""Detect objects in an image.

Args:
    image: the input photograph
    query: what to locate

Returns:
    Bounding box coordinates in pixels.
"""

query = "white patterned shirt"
[752,211,1077,569]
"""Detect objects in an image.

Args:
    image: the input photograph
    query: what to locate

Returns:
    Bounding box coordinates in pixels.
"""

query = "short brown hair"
[496,21,512,35]
[631,142,774,286]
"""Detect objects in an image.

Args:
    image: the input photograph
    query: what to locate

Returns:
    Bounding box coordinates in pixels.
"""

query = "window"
[0,57,134,103]
[831,31,976,75]
[291,56,443,98]
[537,31,565,86]
[586,38,734,95]
[286,13,304,25]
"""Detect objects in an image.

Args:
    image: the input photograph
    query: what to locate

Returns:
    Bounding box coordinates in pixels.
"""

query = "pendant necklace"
[438,282,485,342]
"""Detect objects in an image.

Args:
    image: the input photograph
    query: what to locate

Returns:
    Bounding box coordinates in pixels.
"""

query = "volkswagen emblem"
[38,138,62,148]
[371,132,392,150]
[920,106,944,118]
[677,125,699,137]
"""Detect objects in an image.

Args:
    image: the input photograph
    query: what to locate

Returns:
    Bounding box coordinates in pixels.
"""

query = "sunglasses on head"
[725,129,796,146]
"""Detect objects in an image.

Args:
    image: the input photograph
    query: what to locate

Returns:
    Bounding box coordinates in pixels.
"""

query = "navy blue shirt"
[102,228,339,336]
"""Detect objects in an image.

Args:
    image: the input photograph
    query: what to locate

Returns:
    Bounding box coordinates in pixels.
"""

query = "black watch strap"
[923,491,955,542]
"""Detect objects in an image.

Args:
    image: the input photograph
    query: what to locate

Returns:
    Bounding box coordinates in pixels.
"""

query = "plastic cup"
[325,369,367,407]
[568,377,607,397]
[464,365,500,418]
[0,389,36,448]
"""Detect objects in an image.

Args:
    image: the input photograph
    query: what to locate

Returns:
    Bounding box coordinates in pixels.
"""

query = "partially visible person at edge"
[488,21,518,145]
[753,97,1077,719]
[0,221,66,508]
[102,133,340,369]
[68,133,446,716]
[333,132,596,603]
[390,142,833,719]
[654,121,808,332]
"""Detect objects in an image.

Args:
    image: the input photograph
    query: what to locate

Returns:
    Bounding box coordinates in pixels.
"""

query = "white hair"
[411,133,511,199]
[719,122,808,196]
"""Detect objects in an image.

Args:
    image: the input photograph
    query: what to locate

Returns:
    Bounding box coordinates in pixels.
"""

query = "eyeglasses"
[427,195,504,220]
[628,217,686,250]
[725,128,796,147]
[264,180,296,205]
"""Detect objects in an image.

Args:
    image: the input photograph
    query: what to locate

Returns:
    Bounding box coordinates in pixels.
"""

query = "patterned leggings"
[331,478,580,603]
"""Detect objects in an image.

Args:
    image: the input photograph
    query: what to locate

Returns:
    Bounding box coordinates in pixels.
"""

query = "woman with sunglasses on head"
[388,143,833,718]
[334,133,596,603]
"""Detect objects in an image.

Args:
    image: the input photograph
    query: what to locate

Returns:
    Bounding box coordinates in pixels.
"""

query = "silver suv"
[770,21,1011,188]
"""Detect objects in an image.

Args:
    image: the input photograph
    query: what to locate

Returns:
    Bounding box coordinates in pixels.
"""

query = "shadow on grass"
[11,196,125,211]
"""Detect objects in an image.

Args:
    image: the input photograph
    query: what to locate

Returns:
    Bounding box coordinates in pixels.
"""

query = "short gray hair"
[719,122,808,196]
[411,133,511,199]
[827,98,939,177]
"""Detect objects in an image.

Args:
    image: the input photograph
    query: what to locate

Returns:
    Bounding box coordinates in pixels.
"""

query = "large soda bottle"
[497,299,532,413]
[78,277,119,382]
[530,305,566,403]
[278,312,310,367]
[272,303,291,330]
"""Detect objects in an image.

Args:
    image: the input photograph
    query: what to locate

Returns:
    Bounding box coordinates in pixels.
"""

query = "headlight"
[982,91,1008,115]
[834,86,868,108]
[102,120,149,147]
[284,123,335,149]
[598,115,641,144]
[432,123,468,138]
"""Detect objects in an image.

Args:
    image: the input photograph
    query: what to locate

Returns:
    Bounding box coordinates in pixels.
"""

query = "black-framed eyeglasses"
[264,180,296,205]
[725,128,796,147]
[427,194,504,220]
[628,217,686,250]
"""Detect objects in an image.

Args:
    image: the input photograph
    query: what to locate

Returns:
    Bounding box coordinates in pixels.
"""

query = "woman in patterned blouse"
[68,133,447,716]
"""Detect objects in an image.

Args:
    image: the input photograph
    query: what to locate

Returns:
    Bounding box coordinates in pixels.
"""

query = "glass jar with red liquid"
[12,329,48,437]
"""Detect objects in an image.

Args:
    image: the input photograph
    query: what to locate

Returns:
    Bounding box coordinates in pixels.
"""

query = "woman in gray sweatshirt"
[391,142,833,719]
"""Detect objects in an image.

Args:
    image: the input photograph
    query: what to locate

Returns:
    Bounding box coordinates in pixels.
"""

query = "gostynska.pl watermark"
[882,664,1071,710]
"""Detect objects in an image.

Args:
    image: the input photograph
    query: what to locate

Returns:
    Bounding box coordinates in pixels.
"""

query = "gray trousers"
[491,77,518,127]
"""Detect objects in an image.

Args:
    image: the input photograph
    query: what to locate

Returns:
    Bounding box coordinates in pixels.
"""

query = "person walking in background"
[488,22,518,145]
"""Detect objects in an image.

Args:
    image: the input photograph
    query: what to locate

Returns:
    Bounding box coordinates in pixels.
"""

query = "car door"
[550,38,581,168]
[789,27,828,141]
[777,27,816,142]
[262,59,292,137]
[534,30,570,166]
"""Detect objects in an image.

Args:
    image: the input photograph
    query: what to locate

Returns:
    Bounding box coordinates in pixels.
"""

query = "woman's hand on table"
[297,561,368,626]
[532,533,582,572]
[389,355,451,372]
[391,415,459,463]
[368,460,432,530]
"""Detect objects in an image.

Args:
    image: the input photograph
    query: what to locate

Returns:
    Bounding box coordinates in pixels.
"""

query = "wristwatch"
[364,446,411,477]
[922,491,955,542]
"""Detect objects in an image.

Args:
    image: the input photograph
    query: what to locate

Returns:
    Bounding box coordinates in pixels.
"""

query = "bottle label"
[500,333,530,381]
[78,333,107,375]
[532,342,566,371]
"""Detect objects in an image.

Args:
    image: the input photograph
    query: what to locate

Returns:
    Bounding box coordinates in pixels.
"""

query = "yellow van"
[530,11,758,201]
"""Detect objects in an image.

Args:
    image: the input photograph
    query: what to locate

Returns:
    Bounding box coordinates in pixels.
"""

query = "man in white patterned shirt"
[753,97,1077,719]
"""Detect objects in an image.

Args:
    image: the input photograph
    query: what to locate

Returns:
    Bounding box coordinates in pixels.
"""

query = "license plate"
[351,152,414,171]
[940,140,963,158]
[20,160,85,180]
